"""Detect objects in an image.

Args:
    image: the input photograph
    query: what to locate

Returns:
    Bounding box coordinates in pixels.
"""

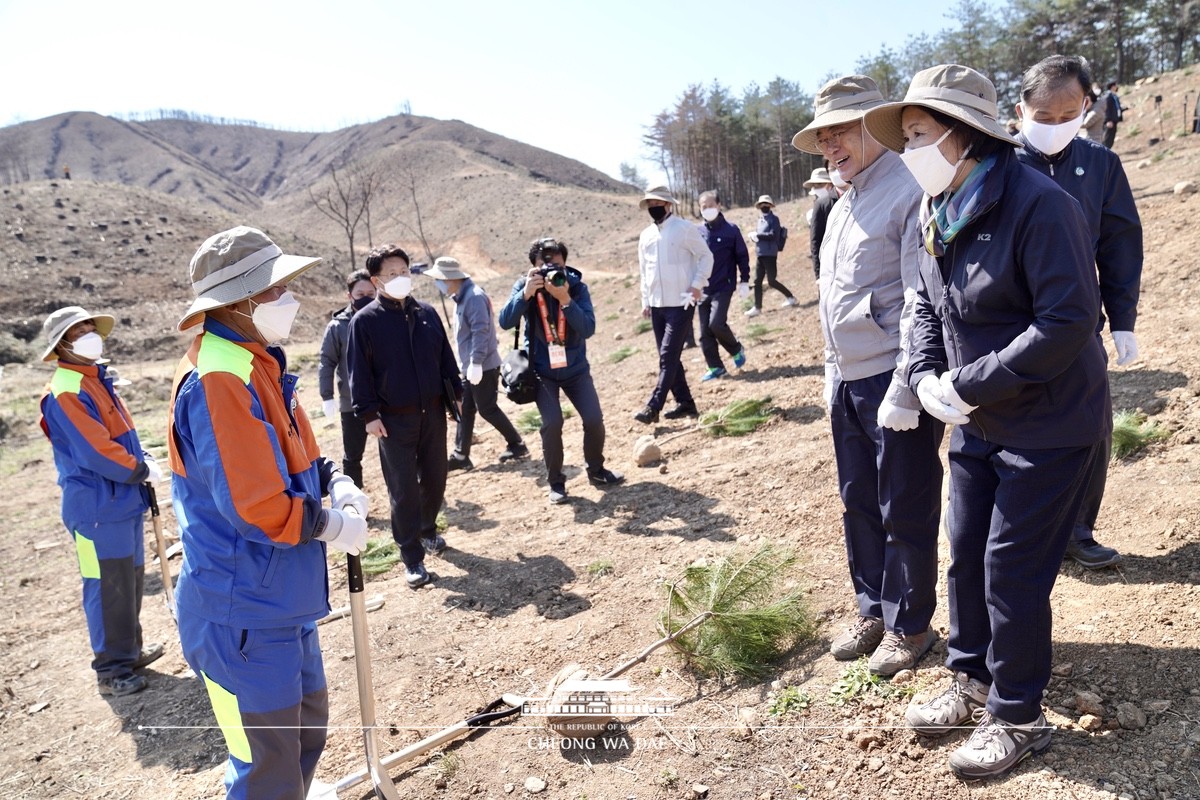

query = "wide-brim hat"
[755,194,775,208]
[639,185,677,210]
[40,306,115,362]
[803,167,832,188]
[107,367,132,386]
[863,64,1020,153]
[792,75,887,154]
[179,226,321,331]
[423,256,470,281]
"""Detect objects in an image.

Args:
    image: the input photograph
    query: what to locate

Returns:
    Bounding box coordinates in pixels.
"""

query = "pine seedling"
[660,544,815,679]
[359,538,401,576]
[699,397,775,437]
[1111,409,1170,460]
[608,346,638,363]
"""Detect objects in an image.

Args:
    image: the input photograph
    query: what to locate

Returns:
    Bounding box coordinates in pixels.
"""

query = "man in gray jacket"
[319,269,375,487]
[424,257,527,470]
[793,75,945,677]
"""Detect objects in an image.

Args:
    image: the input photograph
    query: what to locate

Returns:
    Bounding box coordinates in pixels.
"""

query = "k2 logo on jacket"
[977,233,992,241]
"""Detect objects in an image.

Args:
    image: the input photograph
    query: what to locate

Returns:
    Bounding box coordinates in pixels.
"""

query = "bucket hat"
[792,75,887,154]
[803,168,833,188]
[40,306,115,362]
[639,186,677,210]
[179,226,321,330]
[863,64,1019,153]
[423,256,470,281]
[755,195,776,208]
[107,367,132,386]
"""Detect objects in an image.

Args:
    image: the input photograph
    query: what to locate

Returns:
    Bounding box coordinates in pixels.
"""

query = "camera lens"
[550,272,567,287]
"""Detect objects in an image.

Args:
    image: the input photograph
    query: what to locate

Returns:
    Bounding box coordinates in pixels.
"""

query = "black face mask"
[351,295,373,311]
[648,206,669,223]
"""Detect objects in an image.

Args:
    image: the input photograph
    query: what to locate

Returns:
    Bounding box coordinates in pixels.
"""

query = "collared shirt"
[699,213,750,295]
[818,149,924,409]
[638,214,713,309]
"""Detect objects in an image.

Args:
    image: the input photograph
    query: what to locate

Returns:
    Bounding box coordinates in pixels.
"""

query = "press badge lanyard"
[535,292,569,369]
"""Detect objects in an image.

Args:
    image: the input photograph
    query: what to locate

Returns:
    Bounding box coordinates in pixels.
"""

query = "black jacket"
[1016,135,1142,333]
[346,295,461,423]
[907,147,1110,449]
[809,193,837,280]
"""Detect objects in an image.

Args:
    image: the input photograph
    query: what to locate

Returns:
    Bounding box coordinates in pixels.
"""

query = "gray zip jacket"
[818,150,923,410]
[453,278,502,373]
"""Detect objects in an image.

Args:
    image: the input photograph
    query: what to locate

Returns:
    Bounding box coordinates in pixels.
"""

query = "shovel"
[145,484,175,620]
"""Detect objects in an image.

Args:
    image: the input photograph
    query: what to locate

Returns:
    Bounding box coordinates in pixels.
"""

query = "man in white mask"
[792,75,944,677]
[169,226,370,798]
[39,306,166,698]
[1015,55,1143,570]
[347,245,463,590]
[803,167,837,281]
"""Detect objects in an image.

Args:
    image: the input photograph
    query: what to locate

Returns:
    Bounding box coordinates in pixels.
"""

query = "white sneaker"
[744,307,761,318]
[781,297,798,308]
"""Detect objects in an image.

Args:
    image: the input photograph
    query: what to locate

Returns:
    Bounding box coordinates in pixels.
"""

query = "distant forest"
[641,0,1200,209]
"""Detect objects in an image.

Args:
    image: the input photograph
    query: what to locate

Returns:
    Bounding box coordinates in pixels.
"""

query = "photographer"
[498,238,623,504]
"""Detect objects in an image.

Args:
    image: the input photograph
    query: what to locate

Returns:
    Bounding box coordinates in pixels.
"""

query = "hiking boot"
[829,615,885,660]
[663,402,699,420]
[744,307,761,318]
[420,535,447,556]
[781,296,798,308]
[98,672,148,697]
[447,453,474,472]
[634,406,659,424]
[1064,538,1122,569]
[498,442,529,462]
[587,468,625,487]
[732,349,747,369]
[548,483,568,505]
[905,670,990,736]
[948,711,1053,779]
[132,642,164,670]
[405,563,431,589]
[701,367,726,382]
[868,628,939,677]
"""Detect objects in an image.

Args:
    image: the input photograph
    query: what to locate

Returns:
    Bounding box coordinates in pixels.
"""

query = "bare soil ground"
[3,110,1200,800]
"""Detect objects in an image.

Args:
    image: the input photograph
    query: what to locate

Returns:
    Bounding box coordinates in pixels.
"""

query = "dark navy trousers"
[378,409,447,569]
[648,306,693,411]
[945,428,1102,724]
[830,371,944,635]
[698,290,743,371]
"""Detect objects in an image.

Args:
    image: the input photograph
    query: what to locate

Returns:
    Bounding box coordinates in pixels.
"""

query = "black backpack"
[500,315,540,405]
[777,224,789,251]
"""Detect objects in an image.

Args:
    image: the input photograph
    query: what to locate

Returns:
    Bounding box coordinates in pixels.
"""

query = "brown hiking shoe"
[868,628,939,676]
[829,615,885,660]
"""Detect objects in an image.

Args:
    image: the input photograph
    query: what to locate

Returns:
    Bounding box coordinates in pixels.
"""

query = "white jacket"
[638,214,713,309]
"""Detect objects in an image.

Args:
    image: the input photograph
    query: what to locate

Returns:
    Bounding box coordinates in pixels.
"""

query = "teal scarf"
[922,154,998,256]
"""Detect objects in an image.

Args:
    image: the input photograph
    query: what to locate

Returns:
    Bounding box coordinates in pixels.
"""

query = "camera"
[537,265,568,287]
[532,237,567,287]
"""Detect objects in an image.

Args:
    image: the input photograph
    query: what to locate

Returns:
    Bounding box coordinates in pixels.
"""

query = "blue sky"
[0,0,965,183]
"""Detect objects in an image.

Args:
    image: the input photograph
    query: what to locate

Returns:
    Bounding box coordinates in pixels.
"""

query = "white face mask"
[830,170,850,191]
[1020,104,1085,155]
[70,331,104,360]
[382,275,412,299]
[899,128,961,197]
[812,187,832,201]
[251,291,300,345]
[700,207,720,222]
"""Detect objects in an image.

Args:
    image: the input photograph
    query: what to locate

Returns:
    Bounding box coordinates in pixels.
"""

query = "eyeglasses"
[815,125,859,149]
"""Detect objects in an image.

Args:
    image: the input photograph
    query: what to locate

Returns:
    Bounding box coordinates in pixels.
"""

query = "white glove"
[938,372,978,415]
[916,375,969,425]
[748,232,760,243]
[322,398,337,418]
[466,362,483,385]
[327,474,369,518]
[823,361,838,413]
[738,282,750,299]
[317,507,369,556]
[681,291,697,309]
[1112,330,1139,366]
[143,455,164,483]
[878,398,920,431]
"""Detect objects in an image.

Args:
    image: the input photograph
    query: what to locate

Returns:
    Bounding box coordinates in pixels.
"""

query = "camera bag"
[500,314,540,405]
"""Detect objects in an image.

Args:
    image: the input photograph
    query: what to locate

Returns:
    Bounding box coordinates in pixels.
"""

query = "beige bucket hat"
[792,75,887,154]
[179,226,321,331]
[107,367,132,386]
[423,256,470,281]
[755,194,775,208]
[803,167,833,188]
[639,186,677,210]
[40,306,115,362]
[863,64,1020,153]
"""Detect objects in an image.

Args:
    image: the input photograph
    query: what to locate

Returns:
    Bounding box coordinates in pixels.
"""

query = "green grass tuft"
[828,659,914,705]
[603,313,620,322]
[634,319,652,335]
[699,397,775,437]
[768,686,812,717]
[586,559,614,577]
[1111,409,1170,460]
[515,405,574,433]
[743,323,782,342]
[608,346,638,364]
[661,544,815,679]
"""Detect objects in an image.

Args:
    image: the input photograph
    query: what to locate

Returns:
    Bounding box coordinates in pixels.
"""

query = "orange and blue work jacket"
[39,362,150,525]
[168,320,335,628]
